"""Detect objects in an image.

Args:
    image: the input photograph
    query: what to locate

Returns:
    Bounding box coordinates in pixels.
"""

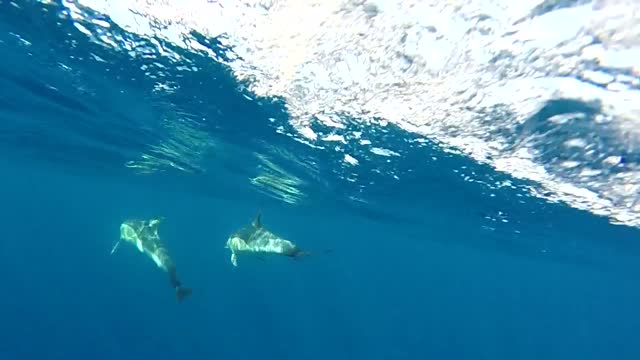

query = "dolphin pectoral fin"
[110,240,122,255]
[252,211,262,228]
[231,253,238,267]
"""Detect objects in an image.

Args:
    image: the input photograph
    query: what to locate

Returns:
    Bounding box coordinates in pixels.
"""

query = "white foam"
[344,154,359,166]
[370,147,400,157]
[68,0,640,228]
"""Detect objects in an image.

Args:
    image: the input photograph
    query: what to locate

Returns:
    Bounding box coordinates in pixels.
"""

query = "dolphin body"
[225,213,309,267]
[116,218,192,303]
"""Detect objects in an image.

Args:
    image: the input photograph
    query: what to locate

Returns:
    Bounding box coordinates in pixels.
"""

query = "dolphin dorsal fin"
[252,212,262,228]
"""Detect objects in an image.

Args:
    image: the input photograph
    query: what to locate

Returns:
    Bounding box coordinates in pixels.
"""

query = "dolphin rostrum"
[115,217,192,303]
[225,212,310,267]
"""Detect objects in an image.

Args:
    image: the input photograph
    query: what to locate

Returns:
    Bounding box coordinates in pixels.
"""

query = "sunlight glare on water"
[59,0,640,228]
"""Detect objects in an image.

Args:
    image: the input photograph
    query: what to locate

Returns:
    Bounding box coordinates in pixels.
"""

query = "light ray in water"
[124,96,217,174]
[250,152,307,205]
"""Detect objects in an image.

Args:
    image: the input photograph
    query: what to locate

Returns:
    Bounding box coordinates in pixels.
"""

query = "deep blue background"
[2,1,640,359]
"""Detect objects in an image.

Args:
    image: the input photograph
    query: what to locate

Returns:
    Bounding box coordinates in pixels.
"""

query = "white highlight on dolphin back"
[120,223,145,253]
[151,253,163,268]
[119,220,170,271]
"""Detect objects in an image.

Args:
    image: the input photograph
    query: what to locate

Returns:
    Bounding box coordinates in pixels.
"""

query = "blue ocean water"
[2,1,640,359]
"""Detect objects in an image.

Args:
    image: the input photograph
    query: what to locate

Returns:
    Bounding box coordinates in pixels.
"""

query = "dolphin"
[114,217,192,303]
[225,212,310,267]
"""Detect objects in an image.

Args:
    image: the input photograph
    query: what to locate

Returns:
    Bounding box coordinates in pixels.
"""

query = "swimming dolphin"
[114,217,192,303]
[225,212,310,267]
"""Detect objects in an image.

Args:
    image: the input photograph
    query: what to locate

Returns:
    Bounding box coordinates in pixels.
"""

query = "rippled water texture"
[42,0,638,230]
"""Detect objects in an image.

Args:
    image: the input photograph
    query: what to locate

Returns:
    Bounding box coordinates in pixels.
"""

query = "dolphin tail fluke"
[176,286,192,303]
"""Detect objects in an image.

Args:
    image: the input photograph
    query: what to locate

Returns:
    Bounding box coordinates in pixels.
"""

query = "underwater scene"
[1,0,640,359]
